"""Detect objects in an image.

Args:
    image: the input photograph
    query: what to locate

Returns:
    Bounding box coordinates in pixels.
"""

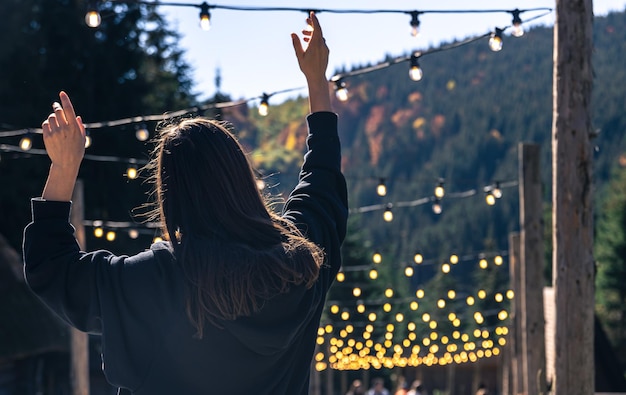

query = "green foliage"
[594,166,626,365]
[0,0,197,253]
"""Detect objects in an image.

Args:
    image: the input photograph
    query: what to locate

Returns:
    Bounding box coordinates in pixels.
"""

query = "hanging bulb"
[409,11,421,37]
[376,178,387,196]
[409,54,423,82]
[489,28,504,52]
[19,134,33,151]
[106,231,116,242]
[135,124,149,141]
[333,79,348,102]
[94,227,104,238]
[85,0,101,28]
[434,179,445,198]
[404,266,414,277]
[84,130,92,148]
[432,198,442,214]
[383,203,393,222]
[485,191,496,206]
[199,2,211,31]
[126,166,138,180]
[493,181,503,198]
[128,229,139,239]
[372,251,382,264]
[511,9,524,37]
[258,93,270,116]
[414,252,423,264]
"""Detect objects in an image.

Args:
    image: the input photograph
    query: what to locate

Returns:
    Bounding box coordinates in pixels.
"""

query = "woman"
[23,12,347,395]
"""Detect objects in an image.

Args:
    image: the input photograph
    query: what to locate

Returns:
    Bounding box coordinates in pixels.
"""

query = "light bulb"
[19,135,32,151]
[84,133,92,148]
[369,269,378,279]
[94,227,104,238]
[409,11,420,37]
[511,9,524,37]
[106,231,116,242]
[434,180,445,198]
[258,94,270,116]
[489,28,504,52]
[432,199,442,215]
[199,2,211,31]
[485,192,496,206]
[85,11,101,28]
[353,287,362,297]
[372,251,382,264]
[334,79,348,102]
[376,178,387,196]
[410,66,423,82]
[409,54,423,81]
[414,252,423,264]
[404,266,414,277]
[383,206,393,222]
[493,182,503,198]
[126,166,138,180]
[128,229,139,239]
[135,124,149,141]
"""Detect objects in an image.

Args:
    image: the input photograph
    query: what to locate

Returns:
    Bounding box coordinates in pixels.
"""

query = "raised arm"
[291,12,332,113]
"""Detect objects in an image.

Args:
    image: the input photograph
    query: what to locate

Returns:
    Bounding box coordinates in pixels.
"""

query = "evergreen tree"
[0,0,196,252]
[595,166,626,365]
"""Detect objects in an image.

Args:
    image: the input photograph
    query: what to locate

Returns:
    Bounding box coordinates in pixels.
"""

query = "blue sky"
[161,1,626,104]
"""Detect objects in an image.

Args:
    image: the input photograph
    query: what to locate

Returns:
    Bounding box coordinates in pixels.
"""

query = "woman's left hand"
[42,91,86,173]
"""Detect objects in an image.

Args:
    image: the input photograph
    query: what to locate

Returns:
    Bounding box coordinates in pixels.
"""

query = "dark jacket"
[23,111,348,394]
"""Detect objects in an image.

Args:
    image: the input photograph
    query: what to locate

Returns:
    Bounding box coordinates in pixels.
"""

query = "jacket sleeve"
[281,111,348,276]
[22,198,161,389]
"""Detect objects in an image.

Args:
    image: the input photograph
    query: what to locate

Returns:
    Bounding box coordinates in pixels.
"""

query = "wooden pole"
[552,0,595,393]
[70,179,90,395]
[518,144,547,395]
[508,233,523,395]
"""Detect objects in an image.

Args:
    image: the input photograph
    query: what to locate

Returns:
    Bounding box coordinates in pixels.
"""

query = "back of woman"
[23,12,347,395]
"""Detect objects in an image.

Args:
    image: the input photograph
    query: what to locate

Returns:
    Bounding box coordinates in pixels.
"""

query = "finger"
[42,120,51,136]
[59,91,77,124]
[76,116,86,137]
[291,33,304,60]
[53,101,68,125]
[310,12,323,37]
[47,113,60,130]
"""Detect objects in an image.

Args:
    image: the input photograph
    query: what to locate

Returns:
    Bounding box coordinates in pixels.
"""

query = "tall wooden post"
[518,144,546,395]
[552,0,595,394]
[508,233,524,395]
[70,179,90,395]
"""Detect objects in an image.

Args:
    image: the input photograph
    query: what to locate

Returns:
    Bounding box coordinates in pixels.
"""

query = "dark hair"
[146,118,324,338]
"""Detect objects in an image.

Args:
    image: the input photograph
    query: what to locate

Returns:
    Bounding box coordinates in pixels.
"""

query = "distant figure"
[346,379,366,395]
[407,380,424,395]
[367,377,391,395]
[394,376,409,395]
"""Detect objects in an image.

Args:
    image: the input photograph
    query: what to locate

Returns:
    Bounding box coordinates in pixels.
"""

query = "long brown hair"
[146,118,324,338]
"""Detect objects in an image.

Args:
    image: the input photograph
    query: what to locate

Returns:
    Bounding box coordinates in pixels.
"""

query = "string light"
[135,124,150,141]
[85,0,102,28]
[199,2,212,31]
[408,11,421,37]
[84,130,92,148]
[485,190,496,206]
[126,166,138,180]
[492,181,503,199]
[258,93,270,116]
[511,9,524,37]
[376,178,387,197]
[19,134,33,151]
[434,179,445,199]
[489,27,504,52]
[414,252,423,264]
[432,198,443,215]
[383,203,394,222]
[372,251,382,264]
[409,53,423,82]
[333,79,349,102]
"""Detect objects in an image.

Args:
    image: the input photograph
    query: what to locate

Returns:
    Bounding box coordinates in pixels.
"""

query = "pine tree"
[595,166,626,365]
